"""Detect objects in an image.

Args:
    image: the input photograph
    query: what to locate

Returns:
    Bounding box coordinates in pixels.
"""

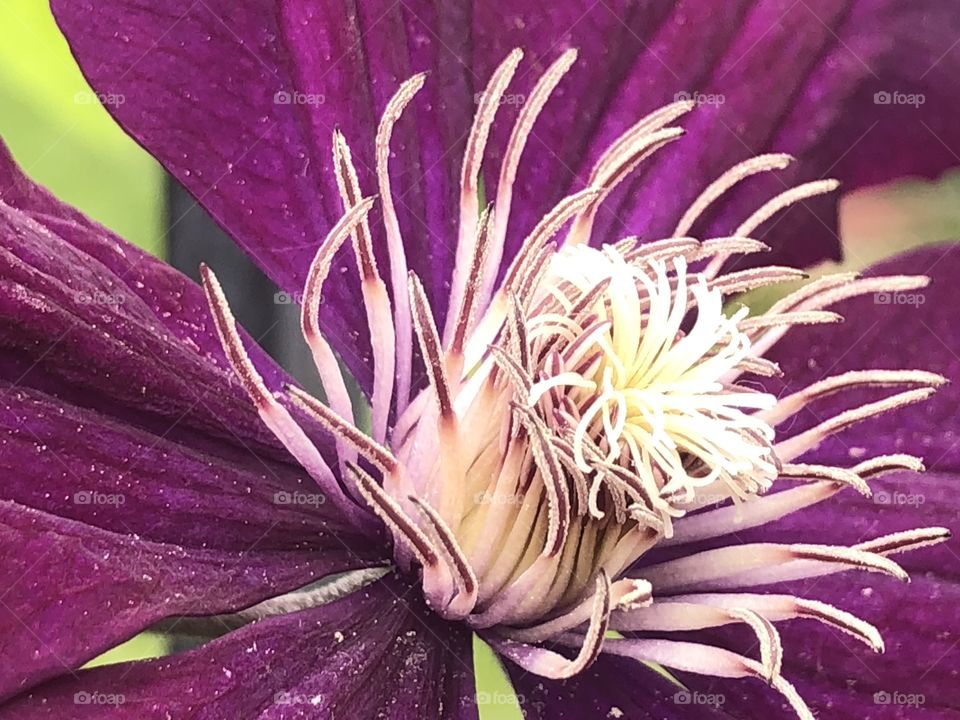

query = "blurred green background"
[2,3,959,718]
[0,0,163,254]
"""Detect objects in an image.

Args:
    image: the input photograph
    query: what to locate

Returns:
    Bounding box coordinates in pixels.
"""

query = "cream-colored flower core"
[392,242,783,629]
[201,46,950,720]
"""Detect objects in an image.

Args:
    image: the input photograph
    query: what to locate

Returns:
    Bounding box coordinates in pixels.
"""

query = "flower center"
[389,242,783,629]
[199,46,950,719]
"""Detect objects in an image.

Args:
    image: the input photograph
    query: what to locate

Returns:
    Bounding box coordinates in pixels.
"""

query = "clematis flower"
[1,1,959,718]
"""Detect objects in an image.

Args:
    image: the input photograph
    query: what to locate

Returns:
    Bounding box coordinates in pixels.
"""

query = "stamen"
[331,130,377,280]
[514,244,556,310]
[331,132,395,443]
[767,271,860,315]
[602,639,814,720]
[514,405,571,556]
[778,463,870,496]
[705,179,840,277]
[736,179,841,238]
[360,276,396,444]
[591,100,696,183]
[505,294,532,372]
[709,266,807,297]
[729,528,951,587]
[625,236,701,264]
[447,48,524,345]
[409,272,454,418]
[749,274,930,359]
[658,475,894,548]
[201,265,365,525]
[489,345,533,395]
[300,197,377,443]
[794,598,885,652]
[790,274,930,312]
[491,571,610,679]
[775,388,937,461]
[505,578,648,643]
[640,541,908,593]
[856,527,951,556]
[464,189,600,370]
[853,453,925,479]
[674,153,793,236]
[652,593,884,652]
[480,49,579,314]
[790,544,908,581]
[376,73,427,413]
[348,462,454,610]
[567,127,685,246]
[503,188,601,292]
[693,236,770,260]
[449,205,494,357]
[410,495,479,618]
[612,603,782,679]
[286,385,398,473]
[761,369,945,426]
[735,356,783,377]
[739,310,842,330]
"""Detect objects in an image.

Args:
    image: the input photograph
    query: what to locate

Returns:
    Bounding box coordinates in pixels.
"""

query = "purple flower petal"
[0,577,477,719]
[0,141,284,386]
[638,243,960,717]
[0,501,370,703]
[0,382,379,553]
[477,0,960,273]
[766,242,960,470]
[651,466,960,718]
[507,653,732,719]
[0,148,310,463]
[0,147,388,701]
[50,1,960,391]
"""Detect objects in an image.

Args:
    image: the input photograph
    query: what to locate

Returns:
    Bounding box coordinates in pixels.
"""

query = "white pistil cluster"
[547,246,780,518]
[202,47,951,720]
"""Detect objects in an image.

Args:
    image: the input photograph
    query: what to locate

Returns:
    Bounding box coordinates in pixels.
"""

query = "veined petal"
[50,0,474,392]
[0,501,370,703]
[0,143,249,365]
[652,244,960,718]
[0,577,477,720]
[767,243,960,470]
[507,653,731,719]
[0,383,378,553]
[0,144,389,702]
[50,2,960,394]
[0,161,297,462]
[476,0,960,272]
